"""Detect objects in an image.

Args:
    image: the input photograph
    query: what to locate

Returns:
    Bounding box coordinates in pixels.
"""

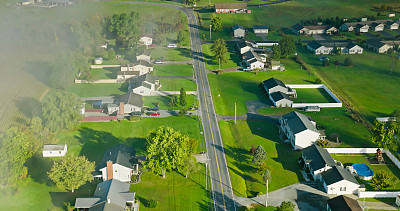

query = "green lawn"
[143,94,197,110]
[159,78,196,91]
[208,58,317,115]
[151,48,192,61]
[331,154,400,191]
[293,88,336,103]
[219,120,303,197]
[84,67,119,80]
[202,43,241,70]
[66,83,127,97]
[153,64,193,76]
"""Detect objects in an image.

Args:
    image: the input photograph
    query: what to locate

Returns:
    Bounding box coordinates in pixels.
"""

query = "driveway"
[313,34,332,41]
[246,100,272,114]
[364,32,379,39]
[379,31,395,38]
[161,60,193,65]
[142,110,198,118]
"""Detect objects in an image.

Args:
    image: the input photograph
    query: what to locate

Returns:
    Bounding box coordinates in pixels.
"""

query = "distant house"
[133,61,153,75]
[43,144,67,157]
[307,41,363,55]
[214,3,249,14]
[269,91,293,107]
[232,25,245,38]
[327,195,363,211]
[253,25,269,34]
[279,111,322,150]
[44,0,73,6]
[302,144,335,181]
[242,50,265,70]
[237,41,253,54]
[106,93,143,115]
[130,73,160,95]
[139,35,153,46]
[321,166,360,195]
[339,19,393,32]
[365,40,392,53]
[97,144,144,182]
[270,61,284,71]
[291,24,337,35]
[136,50,151,63]
[387,13,396,18]
[263,77,290,95]
[371,22,385,32]
[74,179,138,211]
[386,21,399,30]
[94,57,104,65]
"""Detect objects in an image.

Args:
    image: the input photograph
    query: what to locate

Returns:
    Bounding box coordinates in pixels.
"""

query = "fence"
[286,84,342,108]
[358,191,400,198]
[75,79,122,84]
[325,148,379,154]
[90,65,121,69]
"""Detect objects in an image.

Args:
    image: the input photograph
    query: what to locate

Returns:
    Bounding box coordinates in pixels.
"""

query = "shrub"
[148,199,158,208]
[129,116,141,122]
[334,60,340,66]
[344,57,353,67]
[314,78,322,84]
[316,139,330,148]
[323,59,330,67]
[217,70,224,75]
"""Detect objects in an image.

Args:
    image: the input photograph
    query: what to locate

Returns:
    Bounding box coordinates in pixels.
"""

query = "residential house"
[307,41,363,55]
[302,144,335,181]
[130,73,160,95]
[74,179,138,211]
[139,35,153,46]
[279,111,322,150]
[251,41,279,48]
[253,25,269,34]
[44,0,72,6]
[291,24,337,35]
[365,40,392,53]
[356,24,369,33]
[94,57,104,65]
[136,50,151,63]
[115,93,143,114]
[321,166,360,195]
[339,19,393,32]
[97,144,143,182]
[270,61,284,71]
[291,24,305,35]
[386,21,399,30]
[232,25,245,38]
[237,41,253,54]
[269,91,292,107]
[133,61,153,75]
[371,22,385,32]
[43,144,67,157]
[263,77,289,95]
[242,50,264,70]
[214,3,249,14]
[387,13,396,18]
[327,195,363,211]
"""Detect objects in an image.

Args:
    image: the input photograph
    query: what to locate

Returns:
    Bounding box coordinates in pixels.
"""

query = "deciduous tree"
[372,170,394,190]
[272,44,281,59]
[211,15,222,32]
[371,120,397,150]
[108,12,140,46]
[276,201,295,211]
[180,88,187,107]
[177,30,185,44]
[279,36,296,58]
[169,95,177,107]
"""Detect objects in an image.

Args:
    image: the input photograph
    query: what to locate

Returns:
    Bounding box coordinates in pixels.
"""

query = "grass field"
[85,67,119,80]
[159,78,196,91]
[208,58,318,115]
[331,154,400,191]
[153,64,193,76]
[66,83,127,97]
[219,120,303,197]
[293,88,336,103]
[151,48,192,61]
[143,94,197,110]
[202,43,241,70]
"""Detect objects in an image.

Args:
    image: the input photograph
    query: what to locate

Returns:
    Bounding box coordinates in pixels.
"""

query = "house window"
[340,187,346,191]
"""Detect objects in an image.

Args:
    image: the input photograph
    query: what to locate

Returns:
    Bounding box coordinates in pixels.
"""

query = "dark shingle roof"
[263,78,286,90]
[366,40,387,48]
[232,25,245,31]
[327,195,363,211]
[343,19,392,27]
[307,40,323,49]
[303,25,331,30]
[282,111,319,134]
[130,73,156,89]
[99,144,138,169]
[302,144,335,171]
[118,93,143,107]
[270,91,292,102]
[237,41,252,49]
[253,25,269,30]
[321,166,359,186]
[292,24,304,31]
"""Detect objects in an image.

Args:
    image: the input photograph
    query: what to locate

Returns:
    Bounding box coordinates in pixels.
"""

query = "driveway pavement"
[379,31,395,38]
[364,32,379,39]
[162,60,193,65]
[141,110,198,118]
[313,34,332,40]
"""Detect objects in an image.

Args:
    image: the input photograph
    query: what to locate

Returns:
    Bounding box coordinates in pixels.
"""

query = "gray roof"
[282,111,319,134]
[118,93,143,107]
[303,25,333,30]
[263,78,286,90]
[117,71,139,76]
[253,25,269,30]
[107,103,118,108]
[232,24,245,31]
[43,144,65,151]
[327,195,362,211]
[237,41,252,49]
[99,144,139,169]
[270,91,292,103]
[302,144,335,171]
[308,40,359,49]
[137,49,151,57]
[242,50,261,62]
[137,60,153,67]
[366,40,387,48]
[130,73,156,89]
[214,3,247,9]
[343,19,392,27]
[321,166,359,186]
[292,24,304,31]
[75,179,135,211]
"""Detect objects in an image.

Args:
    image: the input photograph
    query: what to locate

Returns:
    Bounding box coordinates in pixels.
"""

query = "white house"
[94,57,103,65]
[327,195,363,211]
[130,73,160,95]
[269,91,292,107]
[291,24,337,35]
[263,77,290,95]
[279,111,322,150]
[98,144,143,182]
[43,144,67,157]
[133,61,153,75]
[232,25,245,38]
[339,19,392,32]
[136,50,151,63]
[139,36,153,46]
[253,25,269,34]
[237,41,253,54]
[386,21,399,30]
[242,50,264,70]
[307,41,363,55]
[75,179,138,211]
[366,40,392,53]
[302,144,335,181]
[371,22,385,32]
[321,166,360,195]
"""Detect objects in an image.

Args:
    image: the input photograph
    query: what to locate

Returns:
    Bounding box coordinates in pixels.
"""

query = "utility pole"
[219,58,221,71]
[209,0,211,6]
[265,179,268,207]
[234,103,237,124]
[209,25,212,39]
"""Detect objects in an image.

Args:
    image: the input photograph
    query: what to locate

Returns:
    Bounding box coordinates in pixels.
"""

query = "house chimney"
[119,102,124,115]
[107,161,113,180]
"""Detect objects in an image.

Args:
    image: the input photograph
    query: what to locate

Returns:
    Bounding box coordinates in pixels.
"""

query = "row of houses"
[236,41,284,70]
[292,24,338,35]
[232,25,270,38]
[214,3,251,14]
[339,19,399,32]
[307,40,364,55]
[365,39,400,53]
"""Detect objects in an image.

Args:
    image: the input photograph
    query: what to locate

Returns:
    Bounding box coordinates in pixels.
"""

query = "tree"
[186,0,196,5]
[334,60,340,66]
[177,30,185,44]
[344,57,353,67]
[108,12,140,46]
[279,36,296,58]
[187,138,198,155]
[211,38,228,64]
[372,170,393,190]
[169,95,177,107]
[253,145,267,165]
[48,156,95,192]
[323,59,330,67]
[371,120,397,150]
[334,46,341,55]
[211,15,222,32]
[42,91,83,132]
[0,127,35,188]
[263,169,271,207]
[272,44,281,59]
[276,201,296,211]
[316,140,330,148]
[26,116,51,151]
[107,49,116,60]
[179,107,187,116]
[180,88,187,107]
[144,127,192,178]
[180,156,200,178]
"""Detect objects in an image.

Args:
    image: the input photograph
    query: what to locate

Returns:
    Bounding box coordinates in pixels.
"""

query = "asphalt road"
[103,1,236,210]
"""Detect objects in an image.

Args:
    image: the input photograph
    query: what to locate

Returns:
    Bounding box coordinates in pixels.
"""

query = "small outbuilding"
[232,25,245,38]
[43,144,67,157]
[94,57,103,65]
[327,195,362,211]
[304,106,320,112]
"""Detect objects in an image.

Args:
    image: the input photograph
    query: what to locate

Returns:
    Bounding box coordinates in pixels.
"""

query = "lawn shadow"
[24,61,52,87]
[14,97,42,120]
[49,182,98,210]
[137,196,149,208]
[26,154,54,187]
[119,80,129,93]
[103,67,119,79]
[197,199,211,211]
[238,81,268,102]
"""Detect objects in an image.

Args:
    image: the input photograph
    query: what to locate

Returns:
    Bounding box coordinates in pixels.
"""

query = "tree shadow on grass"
[238,81,268,102]
[103,67,119,79]
[24,61,52,87]
[49,182,98,210]
[14,97,42,120]
[26,154,54,187]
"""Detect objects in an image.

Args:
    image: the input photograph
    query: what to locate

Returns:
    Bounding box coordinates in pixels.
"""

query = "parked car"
[147,112,160,116]
[167,44,177,48]
[319,56,329,62]
[146,107,159,111]
[149,44,156,47]
[130,111,142,116]
[154,60,165,64]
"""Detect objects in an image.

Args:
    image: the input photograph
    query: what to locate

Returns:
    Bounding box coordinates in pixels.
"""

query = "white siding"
[293,130,320,150]
[136,55,151,63]
[325,180,360,195]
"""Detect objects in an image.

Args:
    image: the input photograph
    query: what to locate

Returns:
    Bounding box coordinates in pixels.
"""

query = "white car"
[154,60,165,64]
[167,44,177,48]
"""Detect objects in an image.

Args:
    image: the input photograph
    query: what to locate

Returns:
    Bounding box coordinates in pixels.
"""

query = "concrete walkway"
[156,75,193,79]
[163,60,193,65]
[142,110,198,118]
[142,91,197,96]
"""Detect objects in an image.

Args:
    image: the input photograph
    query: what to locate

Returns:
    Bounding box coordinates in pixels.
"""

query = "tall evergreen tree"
[253,145,267,165]
[211,38,228,64]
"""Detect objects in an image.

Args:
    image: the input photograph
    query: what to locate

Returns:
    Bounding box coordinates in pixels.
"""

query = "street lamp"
[209,25,212,39]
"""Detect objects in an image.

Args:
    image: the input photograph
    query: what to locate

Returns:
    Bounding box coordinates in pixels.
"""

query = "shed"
[94,57,103,65]
[43,144,67,157]
[304,106,320,112]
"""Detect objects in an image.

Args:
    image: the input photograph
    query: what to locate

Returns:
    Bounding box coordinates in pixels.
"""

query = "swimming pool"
[352,163,374,180]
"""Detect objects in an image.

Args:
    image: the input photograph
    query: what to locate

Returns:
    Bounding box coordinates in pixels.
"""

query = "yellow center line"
[189,12,227,211]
